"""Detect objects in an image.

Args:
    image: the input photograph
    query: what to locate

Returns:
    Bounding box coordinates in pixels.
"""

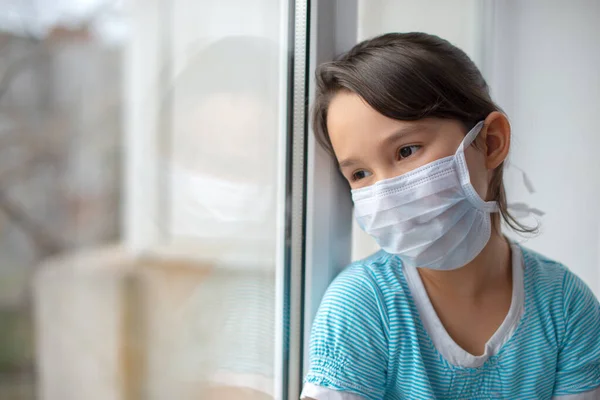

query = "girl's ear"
[482,111,511,169]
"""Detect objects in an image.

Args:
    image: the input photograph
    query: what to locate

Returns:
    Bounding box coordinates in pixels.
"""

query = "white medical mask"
[351,121,499,271]
[168,164,273,239]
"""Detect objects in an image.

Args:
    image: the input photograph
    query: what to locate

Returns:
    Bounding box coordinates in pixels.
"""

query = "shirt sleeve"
[303,264,388,400]
[552,270,600,397]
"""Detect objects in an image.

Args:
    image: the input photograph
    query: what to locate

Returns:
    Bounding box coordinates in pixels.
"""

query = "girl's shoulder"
[519,244,580,286]
[321,250,412,321]
[518,245,600,397]
[334,250,408,296]
[519,244,598,316]
[519,245,566,270]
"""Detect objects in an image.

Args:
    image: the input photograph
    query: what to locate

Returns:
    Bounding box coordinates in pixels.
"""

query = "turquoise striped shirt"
[304,245,600,399]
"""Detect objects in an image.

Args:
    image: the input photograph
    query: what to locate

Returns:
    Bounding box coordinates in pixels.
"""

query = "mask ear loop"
[454,121,499,213]
[457,121,545,219]
[456,120,486,153]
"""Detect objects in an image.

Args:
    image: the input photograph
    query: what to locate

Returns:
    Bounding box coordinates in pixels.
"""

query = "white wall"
[358,0,480,57]
[488,0,600,297]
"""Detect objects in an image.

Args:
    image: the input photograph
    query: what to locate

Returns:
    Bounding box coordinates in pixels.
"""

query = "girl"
[301,33,600,400]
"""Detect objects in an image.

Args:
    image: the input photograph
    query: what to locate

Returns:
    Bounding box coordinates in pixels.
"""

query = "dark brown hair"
[313,32,534,234]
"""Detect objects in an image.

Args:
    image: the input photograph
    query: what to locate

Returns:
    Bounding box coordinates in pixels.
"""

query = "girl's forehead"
[327,92,404,147]
[326,91,462,149]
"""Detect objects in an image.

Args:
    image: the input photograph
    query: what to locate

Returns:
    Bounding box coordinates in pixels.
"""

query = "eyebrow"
[338,158,360,169]
[381,123,431,147]
[337,123,432,169]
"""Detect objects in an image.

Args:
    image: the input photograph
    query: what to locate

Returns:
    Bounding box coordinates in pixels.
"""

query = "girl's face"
[327,91,506,201]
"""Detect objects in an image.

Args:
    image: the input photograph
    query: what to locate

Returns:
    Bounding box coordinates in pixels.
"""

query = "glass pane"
[0,2,126,399]
[159,0,286,398]
[0,0,290,399]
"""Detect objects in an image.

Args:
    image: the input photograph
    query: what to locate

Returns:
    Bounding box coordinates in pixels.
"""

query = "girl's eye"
[351,170,372,181]
[397,145,422,160]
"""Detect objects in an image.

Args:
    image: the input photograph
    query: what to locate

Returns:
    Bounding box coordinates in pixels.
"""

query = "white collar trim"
[403,242,525,368]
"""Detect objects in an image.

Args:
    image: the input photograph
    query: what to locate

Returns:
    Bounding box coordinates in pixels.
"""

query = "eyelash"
[350,145,422,182]
[397,144,422,160]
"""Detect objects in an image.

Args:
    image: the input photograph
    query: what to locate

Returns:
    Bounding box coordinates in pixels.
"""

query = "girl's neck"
[417,231,512,299]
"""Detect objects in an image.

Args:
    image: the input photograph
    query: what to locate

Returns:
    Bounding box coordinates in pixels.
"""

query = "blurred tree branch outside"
[0,3,124,398]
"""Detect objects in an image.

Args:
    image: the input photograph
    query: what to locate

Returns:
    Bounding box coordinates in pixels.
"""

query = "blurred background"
[0,0,598,399]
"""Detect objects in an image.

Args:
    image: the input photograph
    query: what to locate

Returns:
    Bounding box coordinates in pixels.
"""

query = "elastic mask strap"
[453,120,499,213]
[456,120,485,155]
[455,121,545,218]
